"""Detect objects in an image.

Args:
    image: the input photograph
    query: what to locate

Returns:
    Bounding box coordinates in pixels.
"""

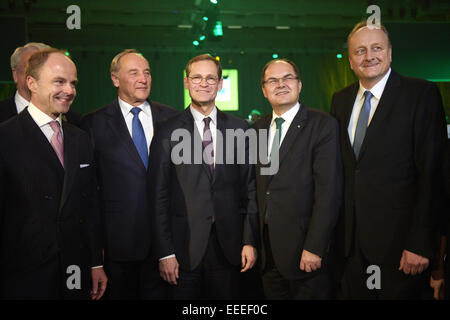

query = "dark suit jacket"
[149,107,259,271]
[80,99,178,262]
[330,70,447,264]
[0,109,102,297]
[254,103,342,280]
[0,96,83,126]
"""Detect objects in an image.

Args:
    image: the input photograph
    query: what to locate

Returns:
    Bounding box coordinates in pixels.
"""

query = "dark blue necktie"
[130,107,148,169]
[353,91,372,158]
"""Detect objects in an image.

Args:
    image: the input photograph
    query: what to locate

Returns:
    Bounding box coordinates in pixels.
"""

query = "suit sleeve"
[239,123,259,247]
[148,123,175,259]
[406,82,447,258]
[303,116,343,257]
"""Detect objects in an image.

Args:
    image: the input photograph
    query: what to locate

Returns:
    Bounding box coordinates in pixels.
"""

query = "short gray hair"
[10,42,51,70]
[110,49,149,74]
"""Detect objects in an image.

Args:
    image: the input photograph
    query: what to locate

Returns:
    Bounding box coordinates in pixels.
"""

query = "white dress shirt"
[14,91,29,114]
[268,102,300,159]
[347,68,391,145]
[118,98,154,150]
[27,102,63,141]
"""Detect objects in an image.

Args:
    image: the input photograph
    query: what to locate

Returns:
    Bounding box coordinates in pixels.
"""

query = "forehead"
[41,53,77,77]
[349,27,389,47]
[264,61,296,77]
[120,53,149,71]
[189,60,218,75]
[19,48,39,66]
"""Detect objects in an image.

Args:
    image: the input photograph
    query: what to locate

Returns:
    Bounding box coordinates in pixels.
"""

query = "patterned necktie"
[203,117,214,175]
[130,107,148,169]
[353,91,373,158]
[49,121,64,168]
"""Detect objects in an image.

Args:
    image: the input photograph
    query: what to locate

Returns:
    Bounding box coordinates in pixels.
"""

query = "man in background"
[0,42,82,125]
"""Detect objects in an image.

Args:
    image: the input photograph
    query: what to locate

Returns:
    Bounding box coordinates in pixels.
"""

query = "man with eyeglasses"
[149,54,258,299]
[253,58,342,299]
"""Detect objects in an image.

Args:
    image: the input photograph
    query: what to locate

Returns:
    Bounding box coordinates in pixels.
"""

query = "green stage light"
[336,53,343,59]
[193,40,200,46]
[213,21,223,36]
[210,0,218,4]
[199,35,206,41]
[65,51,70,56]
[272,53,279,59]
[203,16,208,21]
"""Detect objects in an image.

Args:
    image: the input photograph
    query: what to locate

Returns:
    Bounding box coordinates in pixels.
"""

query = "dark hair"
[261,58,300,85]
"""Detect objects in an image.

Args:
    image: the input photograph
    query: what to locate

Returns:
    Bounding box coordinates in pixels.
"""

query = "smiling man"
[253,59,342,299]
[149,54,258,299]
[81,49,177,299]
[0,48,107,299]
[330,21,447,299]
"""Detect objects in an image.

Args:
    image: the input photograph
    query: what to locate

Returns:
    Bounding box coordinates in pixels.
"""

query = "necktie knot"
[49,120,61,133]
[203,117,212,128]
[274,117,285,130]
[131,107,142,117]
[364,90,373,101]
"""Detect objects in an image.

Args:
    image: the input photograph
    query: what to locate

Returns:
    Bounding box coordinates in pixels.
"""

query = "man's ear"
[111,72,120,88]
[26,75,38,94]
[12,69,18,84]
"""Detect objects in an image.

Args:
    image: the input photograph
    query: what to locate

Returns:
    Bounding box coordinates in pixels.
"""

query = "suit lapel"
[341,83,359,164]
[59,123,78,211]
[106,99,147,171]
[277,103,307,167]
[180,108,212,182]
[357,71,401,161]
[213,110,228,185]
[19,109,64,176]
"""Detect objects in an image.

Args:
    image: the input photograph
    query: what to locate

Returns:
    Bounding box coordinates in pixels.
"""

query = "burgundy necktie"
[49,121,64,168]
[202,117,214,176]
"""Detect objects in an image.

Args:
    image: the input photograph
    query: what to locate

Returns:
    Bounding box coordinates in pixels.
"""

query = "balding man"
[331,21,447,299]
[0,42,82,125]
[81,49,177,299]
[0,48,107,299]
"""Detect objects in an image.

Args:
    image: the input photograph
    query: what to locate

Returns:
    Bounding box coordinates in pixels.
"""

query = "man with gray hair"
[0,42,82,125]
[81,49,177,299]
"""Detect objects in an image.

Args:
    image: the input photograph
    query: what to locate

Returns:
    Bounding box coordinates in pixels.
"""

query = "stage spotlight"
[336,53,343,59]
[193,40,200,46]
[272,53,279,59]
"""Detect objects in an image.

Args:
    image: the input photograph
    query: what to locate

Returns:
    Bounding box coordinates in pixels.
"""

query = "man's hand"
[430,275,445,300]
[159,257,179,285]
[299,250,322,273]
[241,245,257,272]
[398,250,429,275]
[91,267,108,300]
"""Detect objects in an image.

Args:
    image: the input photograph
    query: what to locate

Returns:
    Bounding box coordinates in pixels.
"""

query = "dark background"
[0,0,449,120]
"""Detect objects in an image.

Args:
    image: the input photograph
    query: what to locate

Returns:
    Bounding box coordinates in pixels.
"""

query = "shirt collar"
[190,105,217,125]
[14,91,29,112]
[271,102,300,127]
[358,68,391,101]
[27,102,62,127]
[118,97,151,117]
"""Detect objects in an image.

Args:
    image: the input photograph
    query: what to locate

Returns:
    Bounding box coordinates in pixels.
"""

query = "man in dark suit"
[330,21,447,299]
[253,59,342,299]
[149,54,258,299]
[0,48,107,299]
[0,42,82,126]
[81,49,177,299]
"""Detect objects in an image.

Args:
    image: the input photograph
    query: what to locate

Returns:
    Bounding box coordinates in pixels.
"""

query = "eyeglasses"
[188,76,219,85]
[263,75,299,86]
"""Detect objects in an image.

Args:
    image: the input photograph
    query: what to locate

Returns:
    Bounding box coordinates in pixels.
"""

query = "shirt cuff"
[159,254,176,261]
